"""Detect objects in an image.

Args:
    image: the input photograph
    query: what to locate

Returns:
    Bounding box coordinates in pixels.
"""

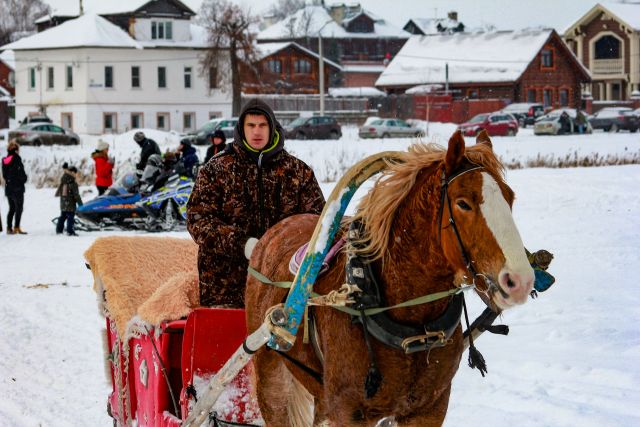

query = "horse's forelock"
[348,142,508,260]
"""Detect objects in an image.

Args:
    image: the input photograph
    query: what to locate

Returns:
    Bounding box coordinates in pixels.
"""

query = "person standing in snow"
[175,138,199,178]
[204,129,227,164]
[187,99,325,307]
[55,165,83,236]
[2,140,28,235]
[91,140,114,195]
[133,131,160,173]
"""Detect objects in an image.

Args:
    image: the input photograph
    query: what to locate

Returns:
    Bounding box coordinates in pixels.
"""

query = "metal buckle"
[400,330,447,353]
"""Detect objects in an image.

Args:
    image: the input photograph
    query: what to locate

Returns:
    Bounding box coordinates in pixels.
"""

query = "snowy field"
[0,128,639,426]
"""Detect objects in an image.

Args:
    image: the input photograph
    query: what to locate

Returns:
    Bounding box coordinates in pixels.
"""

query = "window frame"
[28,67,36,90]
[184,66,192,89]
[540,47,555,70]
[61,112,73,130]
[183,112,195,132]
[65,65,73,89]
[47,66,54,90]
[156,112,170,130]
[103,112,118,133]
[131,66,140,88]
[131,112,144,129]
[105,65,114,89]
[158,66,167,89]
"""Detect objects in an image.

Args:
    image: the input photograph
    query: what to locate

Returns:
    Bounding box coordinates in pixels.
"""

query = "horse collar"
[346,220,463,354]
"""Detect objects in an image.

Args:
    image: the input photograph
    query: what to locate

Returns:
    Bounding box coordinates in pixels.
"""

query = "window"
[543,89,553,108]
[103,113,117,133]
[8,70,14,87]
[131,113,143,129]
[131,66,140,88]
[183,112,195,131]
[466,88,478,99]
[66,65,73,89]
[266,59,282,74]
[28,67,36,90]
[595,35,620,59]
[527,89,537,103]
[209,67,218,89]
[541,48,554,69]
[559,89,569,106]
[47,67,54,89]
[157,113,170,130]
[611,83,621,100]
[61,113,73,130]
[209,111,221,119]
[151,21,173,40]
[158,67,167,88]
[294,59,311,74]
[105,66,114,88]
[184,67,192,88]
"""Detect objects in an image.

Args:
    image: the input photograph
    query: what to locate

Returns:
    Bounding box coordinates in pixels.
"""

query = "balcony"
[592,58,624,75]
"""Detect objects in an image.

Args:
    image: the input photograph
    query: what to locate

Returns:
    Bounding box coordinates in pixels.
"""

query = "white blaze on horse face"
[479,172,534,308]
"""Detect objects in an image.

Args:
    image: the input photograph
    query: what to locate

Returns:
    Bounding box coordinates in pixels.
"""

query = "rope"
[247,266,472,316]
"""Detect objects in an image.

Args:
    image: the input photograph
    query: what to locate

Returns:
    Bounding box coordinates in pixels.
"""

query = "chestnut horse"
[245,131,534,426]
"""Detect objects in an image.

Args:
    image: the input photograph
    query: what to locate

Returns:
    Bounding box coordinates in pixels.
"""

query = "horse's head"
[440,130,534,310]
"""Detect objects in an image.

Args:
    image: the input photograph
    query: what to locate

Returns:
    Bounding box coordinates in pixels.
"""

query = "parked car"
[533,109,593,135]
[588,107,639,132]
[358,118,424,139]
[284,116,342,140]
[8,123,80,145]
[20,115,52,125]
[501,103,544,127]
[457,112,519,137]
[185,117,238,145]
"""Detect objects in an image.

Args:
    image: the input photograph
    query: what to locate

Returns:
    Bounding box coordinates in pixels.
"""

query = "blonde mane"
[348,142,506,260]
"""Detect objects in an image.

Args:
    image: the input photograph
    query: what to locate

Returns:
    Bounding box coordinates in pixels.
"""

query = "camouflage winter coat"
[55,171,83,212]
[187,100,325,307]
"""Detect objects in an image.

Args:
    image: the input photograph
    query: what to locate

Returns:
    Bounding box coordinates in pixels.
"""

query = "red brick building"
[376,29,591,110]
[563,3,640,101]
[0,54,15,97]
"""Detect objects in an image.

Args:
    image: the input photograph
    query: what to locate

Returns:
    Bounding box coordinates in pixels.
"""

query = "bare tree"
[198,0,259,116]
[284,7,317,39]
[267,0,306,22]
[0,0,50,46]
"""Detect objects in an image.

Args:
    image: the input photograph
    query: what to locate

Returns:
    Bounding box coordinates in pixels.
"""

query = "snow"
[0,125,639,425]
[0,50,15,70]
[376,29,558,87]
[329,87,386,97]
[256,42,342,70]
[258,4,409,41]
[1,14,143,51]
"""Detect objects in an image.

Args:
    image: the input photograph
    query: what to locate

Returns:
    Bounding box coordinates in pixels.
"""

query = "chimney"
[448,11,457,21]
[329,4,346,24]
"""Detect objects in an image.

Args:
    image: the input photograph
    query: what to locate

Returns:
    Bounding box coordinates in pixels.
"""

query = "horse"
[244,130,535,426]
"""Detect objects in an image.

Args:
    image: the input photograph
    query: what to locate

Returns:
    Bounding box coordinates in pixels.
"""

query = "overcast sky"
[41,0,639,32]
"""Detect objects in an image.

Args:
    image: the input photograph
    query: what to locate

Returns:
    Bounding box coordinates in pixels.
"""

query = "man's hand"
[244,237,259,260]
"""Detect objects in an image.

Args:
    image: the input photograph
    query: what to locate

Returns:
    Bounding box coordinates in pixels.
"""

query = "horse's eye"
[457,200,472,211]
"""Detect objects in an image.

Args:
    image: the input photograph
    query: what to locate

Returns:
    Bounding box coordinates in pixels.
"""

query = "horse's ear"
[475,129,493,149]
[445,130,465,176]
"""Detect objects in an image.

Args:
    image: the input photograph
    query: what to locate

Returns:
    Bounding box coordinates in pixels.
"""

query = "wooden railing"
[592,58,624,75]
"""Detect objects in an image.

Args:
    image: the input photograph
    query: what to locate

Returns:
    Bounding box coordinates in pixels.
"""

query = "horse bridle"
[437,165,509,302]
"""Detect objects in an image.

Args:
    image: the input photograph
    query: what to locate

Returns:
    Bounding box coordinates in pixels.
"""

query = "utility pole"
[319,35,324,116]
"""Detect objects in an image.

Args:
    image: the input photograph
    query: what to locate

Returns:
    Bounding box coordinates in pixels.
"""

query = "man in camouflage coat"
[187,99,325,307]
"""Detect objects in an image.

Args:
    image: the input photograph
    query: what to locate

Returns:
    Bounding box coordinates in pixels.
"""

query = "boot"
[13,227,27,235]
[6,228,14,235]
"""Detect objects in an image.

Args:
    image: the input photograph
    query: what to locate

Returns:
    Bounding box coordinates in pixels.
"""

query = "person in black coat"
[2,140,28,234]
[204,129,227,164]
[176,139,199,178]
[133,131,161,172]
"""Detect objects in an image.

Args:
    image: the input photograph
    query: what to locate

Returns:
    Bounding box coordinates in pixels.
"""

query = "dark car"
[501,103,544,127]
[186,117,238,145]
[284,116,342,140]
[8,123,80,146]
[458,112,519,137]
[588,107,639,132]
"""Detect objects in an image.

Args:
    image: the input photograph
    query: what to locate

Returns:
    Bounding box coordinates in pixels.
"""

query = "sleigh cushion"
[84,236,200,336]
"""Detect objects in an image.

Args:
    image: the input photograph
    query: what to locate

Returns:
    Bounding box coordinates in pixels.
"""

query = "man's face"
[243,113,270,150]
[213,136,224,145]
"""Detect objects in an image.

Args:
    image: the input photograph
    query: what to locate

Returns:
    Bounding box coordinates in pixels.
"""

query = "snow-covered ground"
[0,129,639,426]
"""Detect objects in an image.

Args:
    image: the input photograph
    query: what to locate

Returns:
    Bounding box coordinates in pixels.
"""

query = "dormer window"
[152,21,173,40]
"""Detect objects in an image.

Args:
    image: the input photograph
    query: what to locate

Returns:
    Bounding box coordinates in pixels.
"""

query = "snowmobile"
[136,174,194,231]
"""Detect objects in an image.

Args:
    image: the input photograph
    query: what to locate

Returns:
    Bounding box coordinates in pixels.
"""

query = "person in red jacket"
[91,140,114,195]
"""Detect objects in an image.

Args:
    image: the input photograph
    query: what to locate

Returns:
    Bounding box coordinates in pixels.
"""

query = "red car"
[458,112,519,137]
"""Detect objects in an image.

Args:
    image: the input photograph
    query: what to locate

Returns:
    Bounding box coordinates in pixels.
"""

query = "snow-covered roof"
[42,0,157,18]
[1,14,143,50]
[329,87,385,97]
[0,50,15,69]
[341,63,386,73]
[405,17,462,35]
[258,5,409,40]
[256,41,342,70]
[564,2,640,34]
[376,29,556,87]
[138,24,209,48]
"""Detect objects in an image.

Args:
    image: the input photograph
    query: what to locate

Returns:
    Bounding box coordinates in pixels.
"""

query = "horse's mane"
[348,142,506,261]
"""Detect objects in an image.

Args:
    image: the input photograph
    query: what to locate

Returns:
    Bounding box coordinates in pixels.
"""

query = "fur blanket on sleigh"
[84,236,200,336]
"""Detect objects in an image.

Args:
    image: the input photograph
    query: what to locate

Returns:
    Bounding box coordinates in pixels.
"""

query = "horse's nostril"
[506,275,516,288]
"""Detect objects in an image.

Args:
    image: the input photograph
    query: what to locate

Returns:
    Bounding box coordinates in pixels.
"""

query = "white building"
[1,1,231,134]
